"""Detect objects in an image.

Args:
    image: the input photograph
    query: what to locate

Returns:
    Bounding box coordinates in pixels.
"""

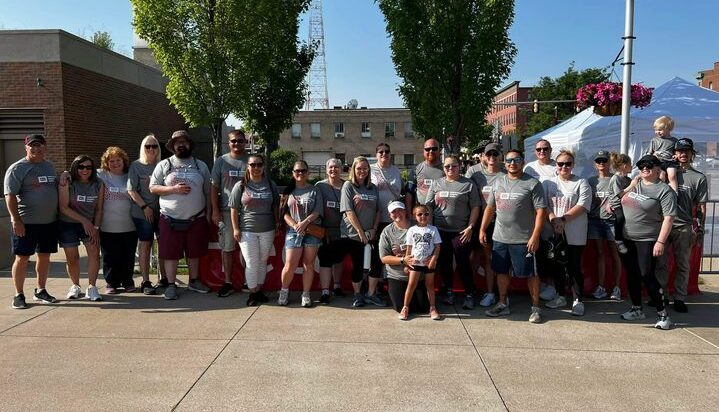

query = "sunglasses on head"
[77,165,94,170]
[424,147,439,152]
[505,157,522,164]
[557,161,573,168]
[536,147,551,152]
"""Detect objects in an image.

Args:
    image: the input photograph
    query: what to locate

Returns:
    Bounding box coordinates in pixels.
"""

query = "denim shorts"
[132,216,160,242]
[12,222,59,255]
[491,241,536,278]
[284,228,322,249]
[58,221,91,248]
[587,217,615,241]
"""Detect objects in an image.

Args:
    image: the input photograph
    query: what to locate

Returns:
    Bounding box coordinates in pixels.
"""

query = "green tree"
[269,148,297,186]
[89,31,114,50]
[526,63,609,136]
[378,0,516,153]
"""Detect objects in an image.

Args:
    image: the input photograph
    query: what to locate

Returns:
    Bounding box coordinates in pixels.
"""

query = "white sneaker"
[539,283,557,301]
[592,285,607,300]
[610,286,622,301]
[278,289,289,306]
[86,286,102,302]
[655,310,672,330]
[545,295,567,309]
[479,292,496,307]
[66,284,82,299]
[571,299,585,316]
[528,306,542,323]
[301,292,312,308]
[621,306,646,320]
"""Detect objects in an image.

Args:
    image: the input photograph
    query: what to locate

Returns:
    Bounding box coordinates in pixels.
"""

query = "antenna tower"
[306,0,329,110]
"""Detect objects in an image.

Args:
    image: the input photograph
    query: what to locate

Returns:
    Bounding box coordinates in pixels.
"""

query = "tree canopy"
[526,63,610,136]
[89,31,114,50]
[378,0,516,153]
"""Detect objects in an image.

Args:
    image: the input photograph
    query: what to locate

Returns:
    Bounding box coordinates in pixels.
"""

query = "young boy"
[402,205,442,321]
[646,116,678,192]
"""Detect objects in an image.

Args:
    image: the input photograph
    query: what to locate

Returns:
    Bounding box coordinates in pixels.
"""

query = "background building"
[485,81,532,140]
[698,61,718,91]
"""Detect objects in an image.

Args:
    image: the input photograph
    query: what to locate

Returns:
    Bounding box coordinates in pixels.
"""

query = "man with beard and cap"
[407,138,444,209]
[150,130,212,300]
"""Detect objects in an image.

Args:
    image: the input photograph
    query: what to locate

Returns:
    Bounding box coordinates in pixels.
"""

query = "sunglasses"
[595,158,608,164]
[77,165,94,170]
[505,157,523,164]
[377,150,390,155]
[293,169,308,174]
[145,144,159,149]
[557,162,573,168]
[638,164,654,170]
[249,163,263,168]
[443,164,459,170]
[415,212,430,217]
[536,147,551,152]
[424,147,439,152]
[28,142,44,147]
[229,139,246,144]
[485,151,499,157]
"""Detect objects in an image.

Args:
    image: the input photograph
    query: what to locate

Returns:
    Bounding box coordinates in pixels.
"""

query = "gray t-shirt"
[646,135,678,162]
[340,181,379,241]
[621,180,677,242]
[286,185,323,225]
[127,160,159,219]
[3,158,58,224]
[97,170,135,233]
[466,168,505,208]
[542,176,592,246]
[609,174,632,210]
[674,168,708,227]
[60,180,102,223]
[426,176,480,232]
[211,153,248,210]
[487,173,546,244]
[228,177,278,233]
[410,161,444,205]
[524,160,556,182]
[587,176,613,220]
[315,179,344,241]
[370,163,403,223]
[379,223,409,281]
[150,156,211,220]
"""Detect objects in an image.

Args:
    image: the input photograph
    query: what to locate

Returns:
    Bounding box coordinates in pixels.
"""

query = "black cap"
[674,138,695,152]
[24,134,46,145]
[166,130,193,153]
[593,150,610,161]
[636,154,660,168]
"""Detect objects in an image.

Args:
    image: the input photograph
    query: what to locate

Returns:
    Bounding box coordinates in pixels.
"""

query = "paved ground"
[0,253,718,411]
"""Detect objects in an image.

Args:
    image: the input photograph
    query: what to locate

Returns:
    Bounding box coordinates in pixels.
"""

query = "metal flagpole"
[620,0,635,155]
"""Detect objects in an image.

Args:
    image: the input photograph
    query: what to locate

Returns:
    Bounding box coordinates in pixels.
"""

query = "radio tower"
[305,0,329,110]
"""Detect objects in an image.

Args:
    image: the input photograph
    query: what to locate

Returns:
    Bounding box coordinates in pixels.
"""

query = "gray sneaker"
[164,284,178,300]
[188,279,210,294]
[462,294,475,310]
[365,293,387,307]
[352,293,366,307]
[529,306,542,323]
[485,302,510,317]
[278,289,289,306]
[571,299,585,316]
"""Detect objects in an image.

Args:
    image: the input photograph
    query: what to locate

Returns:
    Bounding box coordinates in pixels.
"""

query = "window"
[404,154,415,166]
[404,122,414,138]
[335,153,346,165]
[361,122,371,138]
[291,123,301,138]
[384,122,395,138]
[390,154,396,164]
[710,82,714,90]
[310,123,321,138]
[334,122,344,138]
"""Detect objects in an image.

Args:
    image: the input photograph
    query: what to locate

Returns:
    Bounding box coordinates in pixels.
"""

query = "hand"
[653,242,665,257]
[367,228,376,241]
[81,220,95,237]
[604,204,614,215]
[143,207,155,223]
[58,171,71,187]
[693,229,704,246]
[391,245,403,257]
[233,229,242,243]
[427,259,437,270]
[295,220,308,236]
[459,226,473,244]
[11,220,25,237]
[359,232,369,244]
[551,217,565,234]
[175,182,191,195]
[211,209,221,226]
[527,235,540,254]
[628,176,641,189]
[479,230,487,245]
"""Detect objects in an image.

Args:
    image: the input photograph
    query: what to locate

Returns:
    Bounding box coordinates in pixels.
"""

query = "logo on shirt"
[595,191,610,198]
[76,195,98,203]
[627,192,649,202]
[326,200,338,209]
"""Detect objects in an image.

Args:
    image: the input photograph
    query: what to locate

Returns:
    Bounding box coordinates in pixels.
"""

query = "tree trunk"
[212,119,223,160]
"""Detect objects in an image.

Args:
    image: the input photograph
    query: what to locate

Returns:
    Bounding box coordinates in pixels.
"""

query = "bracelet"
[141,204,148,210]
[656,240,665,245]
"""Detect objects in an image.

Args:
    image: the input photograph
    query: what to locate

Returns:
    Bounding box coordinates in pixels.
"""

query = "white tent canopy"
[524,77,719,177]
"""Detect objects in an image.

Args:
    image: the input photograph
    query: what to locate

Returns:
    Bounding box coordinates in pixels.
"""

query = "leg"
[122,232,139,287]
[138,240,152,282]
[164,259,179,284]
[454,237,476,295]
[255,230,275,288]
[35,253,51,289]
[240,232,260,291]
[85,242,100,286]
[386,278,405,312]
[608,240,622,288]
[302,247,319,292]
[671,227,693,301]
[281,248,304,289]
[666,167,678,192]
[187,257,200,281]
[437,231,455,293]
[592,239,606,286]
[424,273,436,307]
[527,275,541,307]
[481,246,496,292]
[620,240,643,307]
[633,241,665,312]
[12,255,30,294]
[63,247,81,286]
[403,271,420,307]
[496,274,511,305]
[347,240,364,293]
[567,245,585,301]
[222,251,234,284]
[332,262,344,289]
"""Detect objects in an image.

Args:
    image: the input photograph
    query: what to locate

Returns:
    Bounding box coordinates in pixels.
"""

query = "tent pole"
[620,0,635,155]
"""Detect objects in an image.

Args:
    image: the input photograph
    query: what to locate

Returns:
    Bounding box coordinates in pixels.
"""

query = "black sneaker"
[673,299,688,313]
[255,290,269,303]
[241,283,249,292]
[647,297,670,309]
[12,293,28,309]
[319,293,331,305]
[33,288,57,304]
[217,283,234,298]
[333,287,346,297]
[246,292,258,306]
[141,280,156,295]
[155,277,169,289]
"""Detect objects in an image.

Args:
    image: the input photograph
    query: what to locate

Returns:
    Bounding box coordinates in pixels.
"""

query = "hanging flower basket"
[577,82,652,116]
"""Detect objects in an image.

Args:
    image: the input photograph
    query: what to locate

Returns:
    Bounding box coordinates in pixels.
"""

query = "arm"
[653,215,674,257]
[149,184,186,196]
[5,194,25,237]
[344,210,368,244]
[479,204,495,245]
[460,205,480,243]
[210,185,222,225]
[427,244,441,270]
[230,207,241,243]
[94,184,105,234]
[127,189,154,223]
[528,208,547,253]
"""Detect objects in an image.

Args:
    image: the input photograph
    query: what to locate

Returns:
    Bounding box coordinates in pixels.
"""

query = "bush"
[269,149,297,186]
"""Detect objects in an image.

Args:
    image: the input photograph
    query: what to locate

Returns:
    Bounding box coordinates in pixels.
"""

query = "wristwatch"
[400,257,405,265]
[560,216,566,222]
[140,204,148,210]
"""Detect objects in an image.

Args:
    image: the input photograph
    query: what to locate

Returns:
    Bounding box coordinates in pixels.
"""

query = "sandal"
[430,306,442,321]
[398,306,409,321]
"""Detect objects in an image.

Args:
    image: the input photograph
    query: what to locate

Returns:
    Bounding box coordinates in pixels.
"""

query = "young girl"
[401,205,442,321]
[608,153,638,260]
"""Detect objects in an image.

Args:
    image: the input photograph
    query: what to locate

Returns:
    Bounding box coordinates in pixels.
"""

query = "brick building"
[278,107,425,169]
[485,81,532,138]
[698,61,719,91]
[0,29,190,267]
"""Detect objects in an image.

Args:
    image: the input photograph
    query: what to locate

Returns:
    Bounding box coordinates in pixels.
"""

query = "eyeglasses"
[145,144,159,149]
[355,167,369,172]
[28,142,44,147]
[229,139,246,144]
[293,169,308,174]
[505,157,523,164]
[377,150,390,155]
[535,147,551,152]
[486,151,499,157]
[415,212,430,217]
[443,164,459,170]
[424,147,439,152]
[638,164,654,170]
[557,162,573,168]
[594,158,608,164]
[249,163,263,168]
[77,165,93,170]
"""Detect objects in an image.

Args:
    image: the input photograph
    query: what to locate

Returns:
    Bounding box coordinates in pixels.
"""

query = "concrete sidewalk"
[0,262,717,411]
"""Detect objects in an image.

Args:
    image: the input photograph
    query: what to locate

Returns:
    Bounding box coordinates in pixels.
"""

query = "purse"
[306,223,326,239]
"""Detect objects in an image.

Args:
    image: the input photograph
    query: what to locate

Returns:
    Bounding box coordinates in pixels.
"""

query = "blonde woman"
[127,134,165,294]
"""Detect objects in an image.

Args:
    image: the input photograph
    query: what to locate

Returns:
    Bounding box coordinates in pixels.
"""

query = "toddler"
[401,205,442,321]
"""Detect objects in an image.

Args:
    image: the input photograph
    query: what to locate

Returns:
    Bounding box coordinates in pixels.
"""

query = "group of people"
[4,116,707,331]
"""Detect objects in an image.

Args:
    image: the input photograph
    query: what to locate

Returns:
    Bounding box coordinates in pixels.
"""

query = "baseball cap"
[484,143,500,154]
[593,150,610,161]
[674,138,694,152]
[636,154,660,168]
[387,201,406,213]
[24,134,46,145]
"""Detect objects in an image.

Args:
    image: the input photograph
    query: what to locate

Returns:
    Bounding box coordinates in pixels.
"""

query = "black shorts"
[660,159,678,171]
[409,265,433,274]
[12,222,59,256]
[318,238,346,267]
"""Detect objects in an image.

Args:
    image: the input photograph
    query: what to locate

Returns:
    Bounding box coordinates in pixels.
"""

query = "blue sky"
[2,0,717,115]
